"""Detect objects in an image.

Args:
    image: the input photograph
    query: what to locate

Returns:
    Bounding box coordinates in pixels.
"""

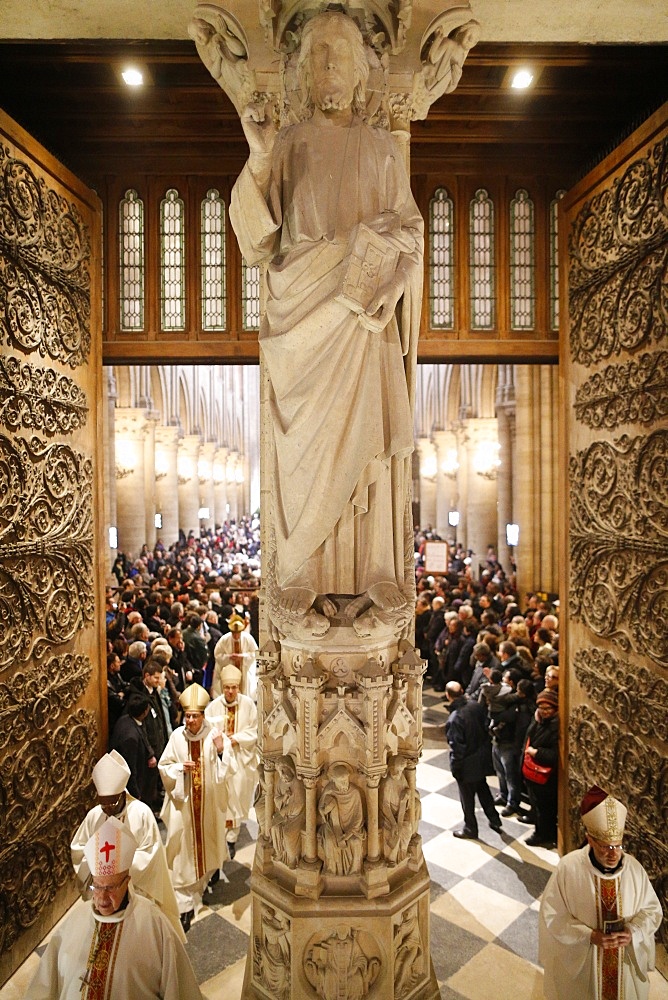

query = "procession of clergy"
[26,661,256,999]
[26,679,662,998]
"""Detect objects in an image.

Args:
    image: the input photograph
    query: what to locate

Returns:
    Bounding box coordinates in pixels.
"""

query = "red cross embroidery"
[99,841,115,862]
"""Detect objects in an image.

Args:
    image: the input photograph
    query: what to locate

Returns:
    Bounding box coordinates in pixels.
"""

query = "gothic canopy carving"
[189,0,480,126]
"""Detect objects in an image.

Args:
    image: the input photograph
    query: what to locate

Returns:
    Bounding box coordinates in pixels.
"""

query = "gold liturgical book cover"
[336,223,399,331]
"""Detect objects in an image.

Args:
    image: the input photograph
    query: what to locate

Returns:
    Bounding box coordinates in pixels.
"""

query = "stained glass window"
[119,189,144,331]
[509,189,535,330]
[160,188,186,331]
[201,189,226,330]
[550,190,566,330]
[242,258,260,331]
[429,188,455,329]
[469,189,495,329]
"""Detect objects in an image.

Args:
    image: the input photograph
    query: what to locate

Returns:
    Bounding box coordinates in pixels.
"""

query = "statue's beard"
[315,93,351,111]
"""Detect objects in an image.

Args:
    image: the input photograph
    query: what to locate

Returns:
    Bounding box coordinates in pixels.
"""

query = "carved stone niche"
[189,0,480,132]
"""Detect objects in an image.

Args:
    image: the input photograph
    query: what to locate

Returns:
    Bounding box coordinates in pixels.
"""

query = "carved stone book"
[336,223,399,330]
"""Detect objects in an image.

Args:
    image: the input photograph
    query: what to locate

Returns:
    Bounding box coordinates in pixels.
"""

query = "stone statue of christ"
[230,11,423,636]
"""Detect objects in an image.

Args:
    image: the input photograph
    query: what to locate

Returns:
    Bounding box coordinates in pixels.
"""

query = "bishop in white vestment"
[539,787,662,1000]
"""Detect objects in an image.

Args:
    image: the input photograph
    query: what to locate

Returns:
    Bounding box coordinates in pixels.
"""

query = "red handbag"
[522,751,552,785]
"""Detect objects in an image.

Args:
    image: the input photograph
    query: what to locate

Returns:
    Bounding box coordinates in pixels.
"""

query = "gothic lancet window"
[160,188,186,331]
[119,189,144,331]
[242,258,260,331]
[509,188,535,330]
[550,190,566,330]
[429,188,455,329]
[469,188,495,329]
[201,188,226,330]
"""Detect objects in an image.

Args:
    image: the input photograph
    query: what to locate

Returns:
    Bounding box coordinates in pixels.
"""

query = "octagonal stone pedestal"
[242,860,440,1000]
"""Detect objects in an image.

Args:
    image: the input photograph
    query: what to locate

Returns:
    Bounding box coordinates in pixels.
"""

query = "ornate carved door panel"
[0,110,105,985]
[559,103,667,974]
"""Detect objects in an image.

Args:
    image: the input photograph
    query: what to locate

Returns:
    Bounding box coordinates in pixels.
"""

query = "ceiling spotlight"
[122,67,144,87]
[511,69,534,90]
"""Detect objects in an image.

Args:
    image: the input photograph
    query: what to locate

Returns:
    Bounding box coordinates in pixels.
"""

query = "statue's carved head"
[297,12,369,116]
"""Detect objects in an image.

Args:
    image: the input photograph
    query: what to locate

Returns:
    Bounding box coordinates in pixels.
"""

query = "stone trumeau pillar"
[191,3,480,997]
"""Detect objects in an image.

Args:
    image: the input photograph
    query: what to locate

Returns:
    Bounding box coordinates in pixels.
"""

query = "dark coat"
[110,715,153,801]
[445,695,494,783]
[128,679,170,759]
[524,713,559,769]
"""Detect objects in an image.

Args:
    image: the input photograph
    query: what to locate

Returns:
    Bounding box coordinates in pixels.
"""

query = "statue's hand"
[241,101,278,157]
[360,277,403,333]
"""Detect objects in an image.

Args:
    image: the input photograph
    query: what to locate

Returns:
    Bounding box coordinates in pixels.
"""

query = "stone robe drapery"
[70,796,184,941]
[539,846,662,1000]
[317,780,366,874]
[158,721,235,888]
[230,117,423,596]
[205,692,258,824]
[26,890,202,1000]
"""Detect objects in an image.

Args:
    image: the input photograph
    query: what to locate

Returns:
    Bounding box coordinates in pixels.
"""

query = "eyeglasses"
[184,712,203,720]
[592,838,624,852]
[91,874,130,894]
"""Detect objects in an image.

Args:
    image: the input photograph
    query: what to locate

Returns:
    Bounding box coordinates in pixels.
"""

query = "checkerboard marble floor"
[3,691,668,999]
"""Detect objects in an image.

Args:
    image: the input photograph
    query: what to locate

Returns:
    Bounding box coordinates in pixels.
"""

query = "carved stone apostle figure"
[379,753,412,864]
[270,755,305,868]
[394,903,424,998]
[317,762,366,875]
[254,903,291,1000]
[304,925,380,1000]
[230,11,424,639]
[422,20,481,103]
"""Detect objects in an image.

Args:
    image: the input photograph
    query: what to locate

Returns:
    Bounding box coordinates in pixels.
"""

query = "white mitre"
[92,750,130,796]
[83,816,137,877]
[582,793,627,842]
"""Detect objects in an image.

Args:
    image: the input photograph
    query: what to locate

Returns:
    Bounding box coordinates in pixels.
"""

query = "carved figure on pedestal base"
[317,762,366,875]
[270,756,305,868]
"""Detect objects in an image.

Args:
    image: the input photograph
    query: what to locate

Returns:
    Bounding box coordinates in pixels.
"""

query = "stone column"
[496,402,515,575]
[155,425,180,548]
[114,407,148,561]
[416,437,437,531]
[464,417,499,573]
[226,451,240,522]
[213,447,229,527]
[199,441,217,532]
[197,7,478,999]
[143,411,160,549]
[103,369,118,581]
[433,429,458,540]
[514,366,559,602]
[178,434,201,539]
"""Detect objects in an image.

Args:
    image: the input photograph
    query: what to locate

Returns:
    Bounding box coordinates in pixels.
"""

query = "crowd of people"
[100,518,262,942]
[28,520,661,996]
[414,528,560,847]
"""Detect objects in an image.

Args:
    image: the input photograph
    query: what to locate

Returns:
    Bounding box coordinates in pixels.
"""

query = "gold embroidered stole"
[597,875,622,1000]
[225,703,238,737]
[81,920,122,999]
[189,737,206,878]
[231,632,243,670]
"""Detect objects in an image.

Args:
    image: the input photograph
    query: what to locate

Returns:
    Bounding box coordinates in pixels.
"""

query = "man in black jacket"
[109,692,155,802]
[445,682,502,840]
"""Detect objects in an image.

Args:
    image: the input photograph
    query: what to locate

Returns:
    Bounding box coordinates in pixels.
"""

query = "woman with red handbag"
[521,689,559,847]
